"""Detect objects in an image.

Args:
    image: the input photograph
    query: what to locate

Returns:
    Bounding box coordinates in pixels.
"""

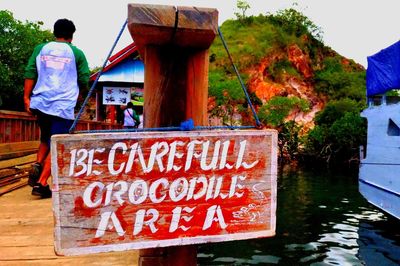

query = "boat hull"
[359,163,400,219]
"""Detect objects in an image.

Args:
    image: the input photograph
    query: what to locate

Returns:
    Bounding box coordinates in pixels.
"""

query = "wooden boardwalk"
[0,185,138,265]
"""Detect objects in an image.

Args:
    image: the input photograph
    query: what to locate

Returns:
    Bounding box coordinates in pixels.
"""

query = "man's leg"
[36,141,50,165]
[32,116,72,198]
[29,111,51,187]
[37,155,51,186]
[32,154,52,198]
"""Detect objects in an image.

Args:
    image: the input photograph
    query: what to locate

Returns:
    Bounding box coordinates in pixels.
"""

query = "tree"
[0,11,53,110]
[258,96,309,127]
[269,8,323,41]
[314,57,366,101]
[315,98,363,126]
[234,0,251,22]
[304,104,366,165]
[258,96,310,163]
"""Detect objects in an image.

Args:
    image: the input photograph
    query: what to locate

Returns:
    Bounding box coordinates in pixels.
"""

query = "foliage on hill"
[208,6,366,166]
[0,11,53,110]
[0,6,366,166]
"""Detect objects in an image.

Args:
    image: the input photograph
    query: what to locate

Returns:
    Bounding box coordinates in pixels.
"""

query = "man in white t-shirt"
[24,19,89,198]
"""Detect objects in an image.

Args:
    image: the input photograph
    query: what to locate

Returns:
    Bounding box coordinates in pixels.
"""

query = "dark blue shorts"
[33,110,73,145]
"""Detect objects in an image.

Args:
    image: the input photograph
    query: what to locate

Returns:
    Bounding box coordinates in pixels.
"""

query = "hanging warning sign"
[51,130,277,255]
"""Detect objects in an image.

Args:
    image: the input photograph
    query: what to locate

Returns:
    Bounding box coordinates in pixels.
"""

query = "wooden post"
[127,3,218,265]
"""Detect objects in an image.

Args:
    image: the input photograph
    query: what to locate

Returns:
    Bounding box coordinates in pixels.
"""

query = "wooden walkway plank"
[0,186,138,265]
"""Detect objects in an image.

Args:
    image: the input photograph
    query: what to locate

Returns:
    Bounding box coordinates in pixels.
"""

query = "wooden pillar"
[127,3,218,266]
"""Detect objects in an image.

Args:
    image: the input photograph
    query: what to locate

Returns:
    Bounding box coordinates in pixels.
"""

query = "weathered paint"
[51,130,277,255]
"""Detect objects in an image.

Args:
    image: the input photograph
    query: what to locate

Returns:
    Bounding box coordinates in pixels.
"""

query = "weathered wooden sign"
[51,130,277,255]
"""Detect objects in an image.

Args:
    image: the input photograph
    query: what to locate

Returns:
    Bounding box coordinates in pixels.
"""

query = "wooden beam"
[0,149,38,161]
[128,4,217,128]
[0,172,28,187]
[0,141,40,154]
[0,178,28,196]
[127,4,218,265]
[0,154,36,170]
[127,4,218,58]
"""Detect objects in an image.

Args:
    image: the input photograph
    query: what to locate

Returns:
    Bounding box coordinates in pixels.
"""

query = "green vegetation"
[258,96,310,127]
[0,11,54,110]
[268,58,302,81]
[258,96,310,163]
[0,4,367,166]
[234,0,251,22]
[314,56,366,101]
[303,99,366,165]
[208,2,366,166]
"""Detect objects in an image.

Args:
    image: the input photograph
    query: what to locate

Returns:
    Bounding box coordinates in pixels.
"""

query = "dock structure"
[0,185,139,265]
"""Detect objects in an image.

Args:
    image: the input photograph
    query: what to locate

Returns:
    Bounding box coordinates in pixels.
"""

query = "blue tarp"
[366,40,400,96]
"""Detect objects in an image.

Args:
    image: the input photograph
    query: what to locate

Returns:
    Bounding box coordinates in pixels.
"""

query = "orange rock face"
[287,44,313,79]
[244,46,325,131]
[207,43,332,131]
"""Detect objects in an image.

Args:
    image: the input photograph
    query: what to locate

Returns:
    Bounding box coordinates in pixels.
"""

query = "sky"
[1,0,399,69]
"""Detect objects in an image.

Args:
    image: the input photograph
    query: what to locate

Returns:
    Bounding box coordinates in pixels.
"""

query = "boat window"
[387,118,400,136]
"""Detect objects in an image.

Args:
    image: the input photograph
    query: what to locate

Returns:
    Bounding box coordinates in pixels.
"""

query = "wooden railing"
[0,110,122,143]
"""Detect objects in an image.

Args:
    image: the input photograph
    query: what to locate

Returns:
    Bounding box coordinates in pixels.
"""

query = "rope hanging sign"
[51,4,277,256]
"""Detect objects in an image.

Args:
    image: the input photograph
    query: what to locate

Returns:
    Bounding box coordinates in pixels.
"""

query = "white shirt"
[123,108,137,127]
[30,42,79,119]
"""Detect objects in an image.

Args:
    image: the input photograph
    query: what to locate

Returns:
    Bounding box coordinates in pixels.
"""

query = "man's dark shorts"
[32,109,73,145]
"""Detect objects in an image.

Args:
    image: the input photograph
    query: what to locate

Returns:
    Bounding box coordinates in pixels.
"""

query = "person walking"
[123,102,141,129]
[24,18,90,198]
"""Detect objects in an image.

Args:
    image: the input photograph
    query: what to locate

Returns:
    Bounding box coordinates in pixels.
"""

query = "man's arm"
[23,79,35,113]
[23,44,43,113]
[71,46,90,92]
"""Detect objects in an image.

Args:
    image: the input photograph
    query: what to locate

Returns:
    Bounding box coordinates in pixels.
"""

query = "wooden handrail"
[0,110,36,120]
[0,110,122,143]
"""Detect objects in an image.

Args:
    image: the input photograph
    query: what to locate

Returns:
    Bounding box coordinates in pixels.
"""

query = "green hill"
[208,8,366,166]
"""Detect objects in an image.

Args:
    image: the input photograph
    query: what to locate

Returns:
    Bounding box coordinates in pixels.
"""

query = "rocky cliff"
[208,11,366,132]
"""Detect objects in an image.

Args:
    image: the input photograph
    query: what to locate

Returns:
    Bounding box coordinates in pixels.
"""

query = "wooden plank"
[0,246,138,263]
[5,119,11,143]
[51,130,277,256]
[0,120,5,143]
[14,163,34,170]
[0,172,28,186]
[1,256,138,266]
[0,141,39,154]
[128,4,218,54]
[0,112,124,144]
[0,154,36,170]
[0,110,36,120]
[0,149,37,161]
[0,176,21,187]
[0,186,140,265]
[0,235,53,247]
[0,178,28,196]
[0,168,22,178]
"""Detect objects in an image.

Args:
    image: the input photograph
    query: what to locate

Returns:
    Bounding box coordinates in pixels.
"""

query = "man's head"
[53,19,76,40]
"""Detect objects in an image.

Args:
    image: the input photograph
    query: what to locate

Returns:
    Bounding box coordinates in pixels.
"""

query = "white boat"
[359,41,400,220]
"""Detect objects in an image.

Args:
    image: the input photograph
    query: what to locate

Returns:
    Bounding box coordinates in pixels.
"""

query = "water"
[197,167,400,265]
